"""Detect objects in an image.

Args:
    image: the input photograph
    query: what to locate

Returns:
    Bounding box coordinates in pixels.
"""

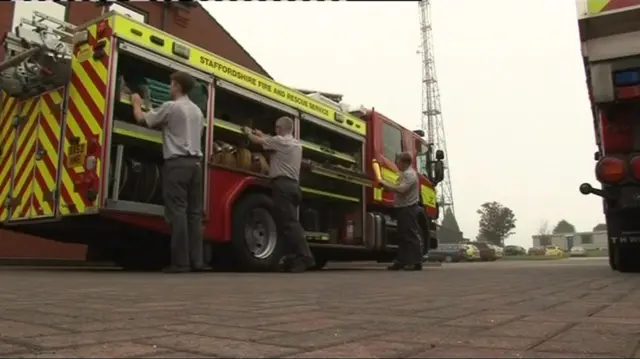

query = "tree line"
[440,201,607,247]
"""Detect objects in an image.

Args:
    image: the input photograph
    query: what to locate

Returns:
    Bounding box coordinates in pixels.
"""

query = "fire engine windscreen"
[108,53,208,205]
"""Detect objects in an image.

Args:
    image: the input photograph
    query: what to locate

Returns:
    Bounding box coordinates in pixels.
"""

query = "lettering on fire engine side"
[199,55,330,117]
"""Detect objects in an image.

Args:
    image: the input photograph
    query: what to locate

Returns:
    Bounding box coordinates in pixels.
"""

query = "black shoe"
[387,262,404,271]
[191,266,212,273]
[162,266,190,273]
[405,263,423,271]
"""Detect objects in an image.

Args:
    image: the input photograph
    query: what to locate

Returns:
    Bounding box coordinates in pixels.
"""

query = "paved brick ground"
[0,258,639,358]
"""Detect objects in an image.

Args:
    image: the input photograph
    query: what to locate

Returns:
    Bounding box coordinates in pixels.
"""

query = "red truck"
[0,12,444,271]
[577,0,640,272]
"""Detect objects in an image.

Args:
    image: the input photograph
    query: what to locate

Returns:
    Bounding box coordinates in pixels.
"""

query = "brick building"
[0,2,269,260]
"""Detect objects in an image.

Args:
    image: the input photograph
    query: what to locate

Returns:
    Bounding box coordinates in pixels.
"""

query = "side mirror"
[413,129,425,137]
[435,150,445,160]
[434,160,444,183]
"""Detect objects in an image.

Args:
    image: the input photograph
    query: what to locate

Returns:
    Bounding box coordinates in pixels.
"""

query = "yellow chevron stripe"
[32,88,64,218]
[59,22,109,216]
[11,99,40,219]
[0,94,17,221]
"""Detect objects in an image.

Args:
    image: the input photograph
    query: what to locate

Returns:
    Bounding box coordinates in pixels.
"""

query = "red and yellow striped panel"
[10,97,40,221]
[59,19,112,215]
[0,93,19,222]
[32,88,65,219]
[588,0,640,14]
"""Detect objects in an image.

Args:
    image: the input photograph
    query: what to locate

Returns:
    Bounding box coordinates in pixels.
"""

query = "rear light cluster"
[599,110,632,154]
[614,69,640,100]
[596,156,640,184]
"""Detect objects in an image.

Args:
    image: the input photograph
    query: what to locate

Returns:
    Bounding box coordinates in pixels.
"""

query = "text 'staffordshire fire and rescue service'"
[0,10,446,271]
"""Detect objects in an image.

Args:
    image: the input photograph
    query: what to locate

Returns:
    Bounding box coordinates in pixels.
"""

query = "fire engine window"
[11,1,67,33]
[382,121,403,161]
[105,3,148,23]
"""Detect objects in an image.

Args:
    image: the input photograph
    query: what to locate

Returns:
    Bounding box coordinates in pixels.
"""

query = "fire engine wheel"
[614,244,640,273]
[232,194,284,272]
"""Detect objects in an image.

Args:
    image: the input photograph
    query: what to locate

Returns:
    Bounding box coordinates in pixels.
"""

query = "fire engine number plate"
[67,143,87,168]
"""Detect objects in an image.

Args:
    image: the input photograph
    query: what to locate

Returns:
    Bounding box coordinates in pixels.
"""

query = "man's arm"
[131,93,173,128]
[381,172,416,194]
[242,127,277,149]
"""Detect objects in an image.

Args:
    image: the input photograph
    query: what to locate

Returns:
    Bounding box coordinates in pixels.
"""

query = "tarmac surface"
[1,257,639,358]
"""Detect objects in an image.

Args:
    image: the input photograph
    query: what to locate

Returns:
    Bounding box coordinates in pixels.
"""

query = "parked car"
[464,244,481,261]
[545,245,564,257]
[528,246,546,256]
[504,245,527,256]
[468,242,497,261]
[427,244,470,263]
[569,246,587,257]
[490,244,504,258]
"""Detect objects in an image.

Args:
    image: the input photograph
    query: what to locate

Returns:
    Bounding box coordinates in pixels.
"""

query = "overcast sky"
[205,0,602,248]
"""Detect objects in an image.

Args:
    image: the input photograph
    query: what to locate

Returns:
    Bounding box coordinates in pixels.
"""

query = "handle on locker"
[35,147,46,161]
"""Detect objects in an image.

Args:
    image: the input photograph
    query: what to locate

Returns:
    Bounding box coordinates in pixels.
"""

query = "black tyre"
[231,194,284,272]
[615,244,640,273]
[608,241,617,271]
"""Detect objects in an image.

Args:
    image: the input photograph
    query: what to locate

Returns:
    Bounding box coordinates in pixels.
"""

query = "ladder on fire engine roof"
[0,11,78,97]
[0,11,77,72]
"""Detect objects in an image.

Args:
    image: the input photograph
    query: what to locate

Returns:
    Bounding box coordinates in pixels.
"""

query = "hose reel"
[109,154,162,204]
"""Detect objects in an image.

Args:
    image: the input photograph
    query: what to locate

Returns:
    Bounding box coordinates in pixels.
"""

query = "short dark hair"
[170,71,195,94]
[396,152,413,166]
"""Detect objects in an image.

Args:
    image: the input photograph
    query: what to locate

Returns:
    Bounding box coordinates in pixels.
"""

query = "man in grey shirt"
[131,71,207,273]
[243,117,315,272]
[380,152,423,271]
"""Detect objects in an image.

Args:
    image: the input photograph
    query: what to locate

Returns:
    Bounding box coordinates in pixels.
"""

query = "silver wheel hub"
[244,208,277,260]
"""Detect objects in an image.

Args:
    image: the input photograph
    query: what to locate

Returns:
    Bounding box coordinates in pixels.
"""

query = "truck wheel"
[608,241,617,271]
[615,245,640,273]
[231,194,284,272]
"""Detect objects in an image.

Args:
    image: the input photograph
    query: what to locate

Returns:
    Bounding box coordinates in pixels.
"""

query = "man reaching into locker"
[130,71,208,273]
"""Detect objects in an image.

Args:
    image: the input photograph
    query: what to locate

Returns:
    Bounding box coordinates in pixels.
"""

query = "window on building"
[382,122,403,161]
[12,1,67,33]
[105,3,148,23]
[581,234,593,244]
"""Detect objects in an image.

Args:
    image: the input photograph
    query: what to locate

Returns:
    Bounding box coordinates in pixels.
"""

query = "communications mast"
[418,0,455,218]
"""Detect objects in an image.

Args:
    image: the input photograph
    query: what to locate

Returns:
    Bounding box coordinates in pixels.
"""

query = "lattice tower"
[419,0,455,218]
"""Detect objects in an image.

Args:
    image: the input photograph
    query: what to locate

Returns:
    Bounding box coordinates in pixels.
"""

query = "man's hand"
[380,180,394,191]
[254,129,264,137]
[131,93,142,108]
[242,126,252,135]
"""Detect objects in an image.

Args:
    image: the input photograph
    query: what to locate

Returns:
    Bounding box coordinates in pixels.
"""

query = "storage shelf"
[213,118,357,164]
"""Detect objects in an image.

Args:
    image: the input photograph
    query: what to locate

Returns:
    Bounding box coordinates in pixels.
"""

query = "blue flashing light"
[614,70,640,86]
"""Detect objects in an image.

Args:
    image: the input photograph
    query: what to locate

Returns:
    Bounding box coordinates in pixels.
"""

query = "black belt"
[271,176,298,183]
[396,202,421,209]
[166,155,202,160]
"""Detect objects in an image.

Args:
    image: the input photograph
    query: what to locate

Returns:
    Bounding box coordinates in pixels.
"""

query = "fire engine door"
[0,88,66,222]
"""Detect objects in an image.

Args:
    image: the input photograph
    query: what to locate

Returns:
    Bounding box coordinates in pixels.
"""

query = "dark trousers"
[395,204,423,265]
[271,177,313,261]
[163,157,204,268]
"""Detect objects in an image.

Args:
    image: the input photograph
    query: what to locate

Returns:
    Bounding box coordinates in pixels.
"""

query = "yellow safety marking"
[11,98,40,219]
[112,14,366,136]
[301,187,359,202]
[373,188,383,201]
[59,21,110,216]
[0,94,18,222]
[587,0,609,14]
[32,89,64,218]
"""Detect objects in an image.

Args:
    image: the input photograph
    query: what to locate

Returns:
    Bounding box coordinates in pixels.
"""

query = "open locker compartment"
[104,41,212,216]
[298,114,369,246]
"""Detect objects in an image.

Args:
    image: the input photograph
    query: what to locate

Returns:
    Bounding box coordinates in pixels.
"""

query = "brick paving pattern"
[0,258,639,358]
